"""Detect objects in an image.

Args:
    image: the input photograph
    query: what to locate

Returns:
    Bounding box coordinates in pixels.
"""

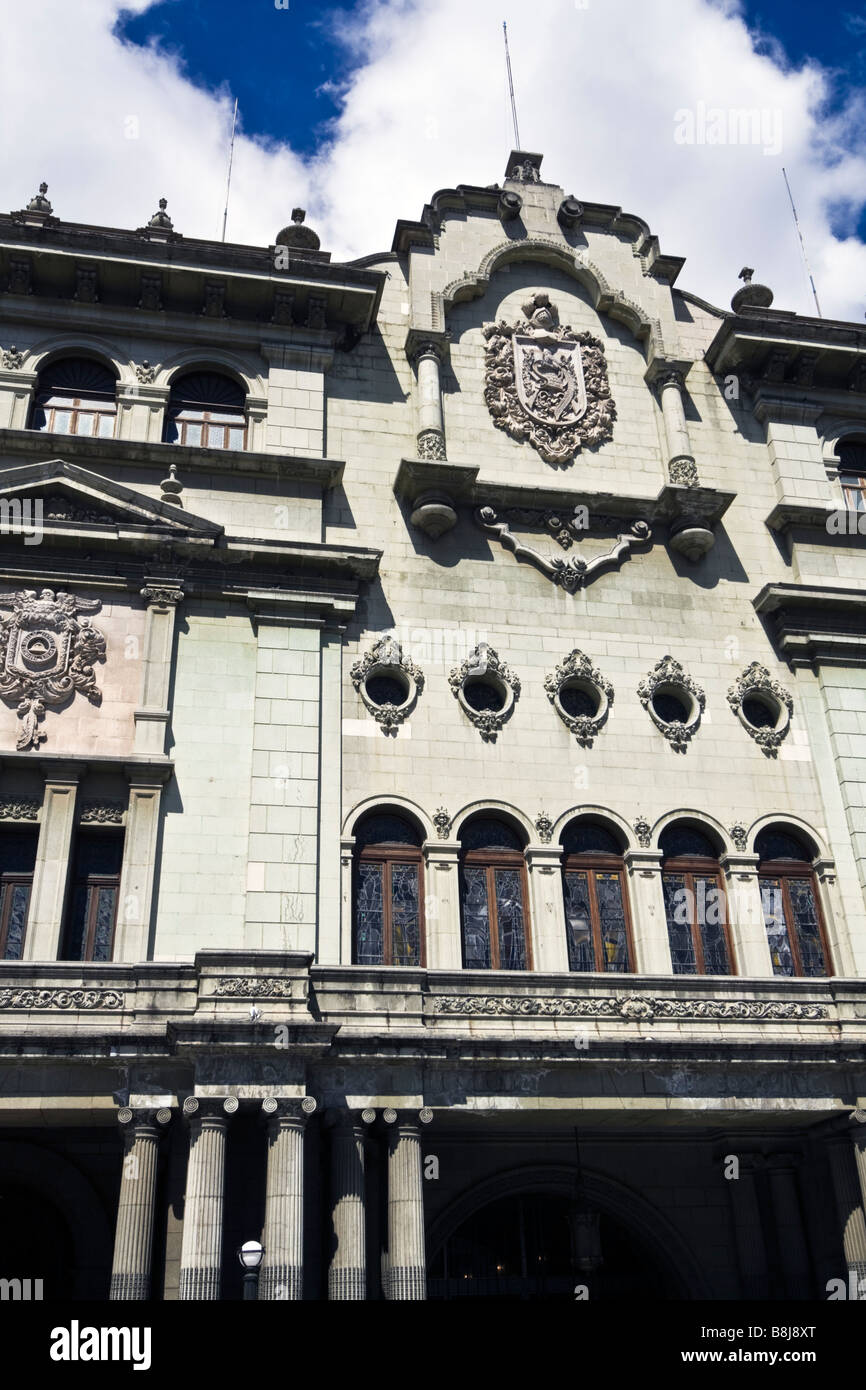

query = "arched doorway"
[0,1181,75,1299]
[428,1166,696,1301]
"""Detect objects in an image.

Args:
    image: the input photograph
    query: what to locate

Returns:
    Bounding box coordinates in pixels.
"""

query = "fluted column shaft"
[178,1096,237,1300]
[726,1154,770,1299]
[110,1107,170,1300]
[385,1107,432,1300]
[259,1097,317,1300]
[827,1115,866,1286]
[768,1154,812,1299]
[328,1108,374,1300]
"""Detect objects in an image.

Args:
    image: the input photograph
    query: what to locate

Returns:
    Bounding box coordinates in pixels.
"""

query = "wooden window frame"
[840,472,866,511]
[354,841,425,967]
[662,854,736,976]
[758,859,832,978]
[165,408,247,451]
[561,851,635,973]
[32,391,117,438]
[0,873,33,959]
[76,874,120,963]
[460,845,533,971]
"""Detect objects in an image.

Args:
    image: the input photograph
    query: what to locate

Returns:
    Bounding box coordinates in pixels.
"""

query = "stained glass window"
[0,828,38,961]
[30,358,117,438]
[661,828,732,976]
[561,819,631,973]
[353,813,423,966]
[164,371,246,450]
[460,820,530,970]
[757,829,828,976]
[61,830,123,962]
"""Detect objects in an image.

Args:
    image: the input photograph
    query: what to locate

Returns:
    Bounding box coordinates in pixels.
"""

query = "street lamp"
[237,1240,264,1300]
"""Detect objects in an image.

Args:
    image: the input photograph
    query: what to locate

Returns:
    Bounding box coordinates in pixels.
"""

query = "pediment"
[0,459,223,539]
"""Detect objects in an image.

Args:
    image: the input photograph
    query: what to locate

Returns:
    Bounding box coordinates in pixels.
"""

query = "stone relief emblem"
[475,505,649,593]
[482,292,616,464]
[0,589,106,750]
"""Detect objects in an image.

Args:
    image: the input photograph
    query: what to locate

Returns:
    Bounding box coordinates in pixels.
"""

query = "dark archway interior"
[0,1181,76,1300]
[428,1191,684,1300]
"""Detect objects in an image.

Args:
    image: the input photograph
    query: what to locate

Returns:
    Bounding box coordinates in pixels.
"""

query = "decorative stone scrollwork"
[0,987,124,1010]
[729,822,749,852]
[134,360,157,384]
[416,429,446,461]
[433,807,452,839]
[140,583,184,609]
[0,798,40,820]
[727,662,793,754]
[41,494,117,525]
[449,642,520,741]
[633,817,652,849]
[1,346,24,370]
[214,977,294,998]
[482,292,616,464]
[0,589,107,750]
[476,505,650,593]
[350,636,424,734]
[80,800,124,824]
[432,994,829,1022]
[544,649,613,746]
[638,655,705,752]
[535,813,554,844]
[668,457,700,488]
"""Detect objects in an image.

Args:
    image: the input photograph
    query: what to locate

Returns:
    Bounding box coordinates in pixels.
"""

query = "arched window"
[836,438,866,511]
[459,817,531,971]
[353,813,423,967]
[0,827,38,960]
[756,827,830,977]
[29,358,117,438]
[660,824,733,976]
[164,371,246,450]
[561,821,633,973]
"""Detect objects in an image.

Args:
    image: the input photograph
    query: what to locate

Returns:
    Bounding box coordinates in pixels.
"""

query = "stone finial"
[27,181,53,214]
[276,207,321,252]
[159,463,183,508]
[731,265,773,312]
[148,197,174,230]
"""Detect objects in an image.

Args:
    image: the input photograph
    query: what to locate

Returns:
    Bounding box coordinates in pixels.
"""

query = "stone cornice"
[705,312,866,393]
[753,581,866,665]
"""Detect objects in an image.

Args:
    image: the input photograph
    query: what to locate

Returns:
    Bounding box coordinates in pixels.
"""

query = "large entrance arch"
[427,1165,702,1301]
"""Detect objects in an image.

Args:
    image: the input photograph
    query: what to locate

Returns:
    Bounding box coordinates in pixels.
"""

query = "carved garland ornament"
[214,977,295,998]
[449,643,521,740]
[0,987,124,1010]
[727,662,793,754]
[544,649,614,745]
[476,506,650,593]
[0,589,106,750]
[432,994,829,1021]
[0,798,40,820]
[482,292,616,464]
[350,636,425,733]
[637,655,705,752]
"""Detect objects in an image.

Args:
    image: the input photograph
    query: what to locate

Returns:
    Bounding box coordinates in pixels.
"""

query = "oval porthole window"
[462,676,507,714]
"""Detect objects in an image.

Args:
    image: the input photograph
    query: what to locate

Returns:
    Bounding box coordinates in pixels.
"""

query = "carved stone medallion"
[350,635,424,734]
[727,661,793,755]
[482,292,616,464]
[0,589,106,749]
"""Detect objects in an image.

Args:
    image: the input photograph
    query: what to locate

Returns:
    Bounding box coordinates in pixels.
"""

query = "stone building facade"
[0,155,865,1302]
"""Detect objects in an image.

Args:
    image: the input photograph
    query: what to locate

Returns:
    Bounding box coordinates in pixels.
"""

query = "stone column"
[110,1106,171,1300]
[726,1153,770,1299]
[525,843,568,972]
[115,768,170,962]
[623,849,671,975]
[656,370,698,486]
[422,840,462,970]
[720,853,774,976]
[384,1107,432,1300]
[410,340,447,460]
[24,765,80,961]
[0,364,37,429]
[826,1113,866,1290]
[178,1096,238,1300]
[259,1096,317,1300]
[135,583,184,756]
[327,1108,375,1300]
[767,1153,812,1298]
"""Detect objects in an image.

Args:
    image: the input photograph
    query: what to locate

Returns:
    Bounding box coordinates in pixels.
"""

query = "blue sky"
[4,0,866,318]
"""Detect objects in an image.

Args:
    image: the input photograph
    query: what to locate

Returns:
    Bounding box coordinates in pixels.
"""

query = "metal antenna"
[221,96,239,243]
[782,166,822,318]
[503,21,521,150]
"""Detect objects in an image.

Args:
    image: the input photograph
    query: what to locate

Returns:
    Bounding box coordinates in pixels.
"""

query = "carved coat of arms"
[482,292,616,464]
[0,589,106,749]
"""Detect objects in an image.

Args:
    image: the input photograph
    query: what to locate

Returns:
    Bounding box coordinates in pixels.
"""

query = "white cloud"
[1,0,864,319]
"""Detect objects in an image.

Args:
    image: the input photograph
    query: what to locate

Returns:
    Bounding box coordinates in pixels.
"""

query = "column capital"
[405,329,449,367]
[623,848,663,877]
[140,582,185,609]
[720,852,760,879]
[182,1095,239,1125]
[323,1106,376,1131]
[644,357,692,394]
[382,1106,433,1128]
[117,1105,172,1135]
[262,1095,317,1126]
